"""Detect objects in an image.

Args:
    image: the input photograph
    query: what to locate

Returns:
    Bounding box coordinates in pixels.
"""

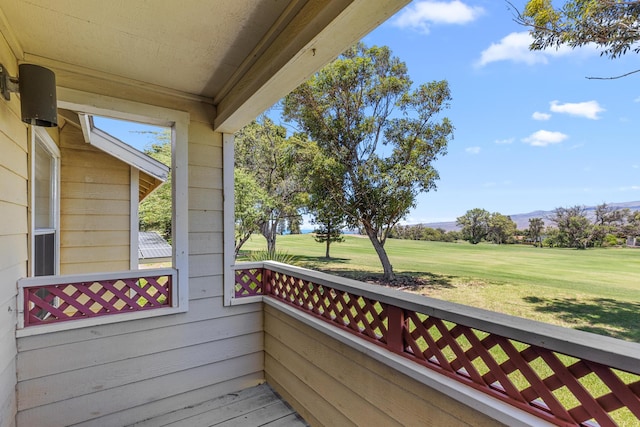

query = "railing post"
[263,268,272,296]
[387,305,405,353]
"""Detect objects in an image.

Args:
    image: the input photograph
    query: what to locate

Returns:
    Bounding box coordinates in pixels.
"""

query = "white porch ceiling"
[0,0,409,131]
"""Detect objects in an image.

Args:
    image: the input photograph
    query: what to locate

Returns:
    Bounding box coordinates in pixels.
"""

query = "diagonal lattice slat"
[234,268,263,297]
[267,271,388,344]
[24,274,172,326]
[234,267,640,426]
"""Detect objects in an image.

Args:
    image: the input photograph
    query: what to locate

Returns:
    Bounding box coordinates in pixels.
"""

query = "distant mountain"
[421,201,640,231]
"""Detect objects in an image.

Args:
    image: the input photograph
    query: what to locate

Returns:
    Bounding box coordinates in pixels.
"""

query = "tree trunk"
[234,232,252,258]
[363,225,395,281]
[260,219,277,252]
[325,223,332,258]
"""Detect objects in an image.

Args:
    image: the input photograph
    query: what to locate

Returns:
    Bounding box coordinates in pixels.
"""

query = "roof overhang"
[0,0,409,132]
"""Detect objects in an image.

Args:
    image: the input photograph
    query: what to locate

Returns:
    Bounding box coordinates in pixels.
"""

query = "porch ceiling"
[0,0,409,131]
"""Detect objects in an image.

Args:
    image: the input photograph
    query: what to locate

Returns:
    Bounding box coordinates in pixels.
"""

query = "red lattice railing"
[235,268,264,297]
[22,270,173,327]
[234,265,640,426]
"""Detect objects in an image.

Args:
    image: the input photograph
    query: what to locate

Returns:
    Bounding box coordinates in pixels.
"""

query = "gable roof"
[59,109,169,201]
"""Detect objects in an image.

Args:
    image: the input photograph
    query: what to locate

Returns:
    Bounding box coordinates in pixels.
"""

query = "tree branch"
[586,68,640,79]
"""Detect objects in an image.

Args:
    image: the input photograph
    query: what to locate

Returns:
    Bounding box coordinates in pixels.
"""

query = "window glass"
[34,142,53,230]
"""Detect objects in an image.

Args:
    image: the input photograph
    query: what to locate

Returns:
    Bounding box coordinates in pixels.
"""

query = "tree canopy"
[456,208,490,244]
[234,168,269,257]
[283,43,453,281]
[139,130,172,241]
[234,117,308,253]
[518,0,640,63]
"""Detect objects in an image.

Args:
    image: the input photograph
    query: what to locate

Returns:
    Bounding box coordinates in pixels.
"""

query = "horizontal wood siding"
[59,124,131,274]
[17,110,265,426]
[0,42,27,427]
[264,305,503,427]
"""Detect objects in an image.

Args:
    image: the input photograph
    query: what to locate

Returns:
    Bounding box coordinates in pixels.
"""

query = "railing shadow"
[523,296,640,342]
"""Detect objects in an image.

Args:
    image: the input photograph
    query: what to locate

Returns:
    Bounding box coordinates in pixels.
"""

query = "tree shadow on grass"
[310,268,458,291]
[523,296,640,342]
[295,255,350,266]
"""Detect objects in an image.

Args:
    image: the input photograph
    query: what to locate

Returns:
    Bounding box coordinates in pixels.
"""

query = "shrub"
[247,249,299,265]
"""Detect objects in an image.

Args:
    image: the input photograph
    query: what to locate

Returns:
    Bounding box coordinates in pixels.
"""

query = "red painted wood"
[386,305,404,353]
[232,267,640,427]
[235,268,264,297]
[24,274,172,326]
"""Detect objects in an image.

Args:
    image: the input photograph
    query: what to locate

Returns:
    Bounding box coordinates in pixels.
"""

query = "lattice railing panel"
[235,268,264,297]
[267,270,389,345]
[24,274,172,326]
[233,265,640,426]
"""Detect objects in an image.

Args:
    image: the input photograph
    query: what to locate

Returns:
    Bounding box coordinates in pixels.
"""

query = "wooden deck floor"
[128,383,308,427]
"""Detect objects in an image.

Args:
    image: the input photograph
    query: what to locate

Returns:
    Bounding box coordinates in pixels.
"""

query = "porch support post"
[387,305,405,353]
[263,268,272,296]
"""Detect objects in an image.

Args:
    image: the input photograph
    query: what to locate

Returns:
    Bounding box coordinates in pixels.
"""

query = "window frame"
[30,127,61,277]
[17,89,190,337]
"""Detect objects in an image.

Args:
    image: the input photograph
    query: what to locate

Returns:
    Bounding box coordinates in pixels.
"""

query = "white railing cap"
[235,261,640,375]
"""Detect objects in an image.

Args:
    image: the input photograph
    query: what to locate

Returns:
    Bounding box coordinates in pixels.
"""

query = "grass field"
[240,234,640,343]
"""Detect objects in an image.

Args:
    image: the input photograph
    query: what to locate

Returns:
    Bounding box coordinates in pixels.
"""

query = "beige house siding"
[0,38,27,427]
[59,123,131,274]
[265,304,504,427]
[15,109,265,426]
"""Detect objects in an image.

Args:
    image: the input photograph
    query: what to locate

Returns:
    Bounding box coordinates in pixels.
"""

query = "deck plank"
[127,383,307,427]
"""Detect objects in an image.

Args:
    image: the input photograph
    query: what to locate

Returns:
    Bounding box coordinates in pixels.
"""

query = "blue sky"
[363,0,640,223]
[96,0,640,225]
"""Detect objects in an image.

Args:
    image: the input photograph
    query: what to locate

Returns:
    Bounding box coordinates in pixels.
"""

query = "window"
[31,128,60,276]
[18,97,190,335]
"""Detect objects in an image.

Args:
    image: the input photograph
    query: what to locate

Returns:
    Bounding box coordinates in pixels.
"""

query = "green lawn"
[240,234,640,342]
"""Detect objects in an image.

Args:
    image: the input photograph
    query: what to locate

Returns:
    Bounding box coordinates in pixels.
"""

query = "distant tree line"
[543,204,640,249]
[387,203,640,249]
[388,225,462,242]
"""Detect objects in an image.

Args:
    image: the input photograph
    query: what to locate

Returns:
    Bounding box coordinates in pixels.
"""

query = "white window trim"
[130,166,140,270]
[30,126,61,277]
[17,88,190,335]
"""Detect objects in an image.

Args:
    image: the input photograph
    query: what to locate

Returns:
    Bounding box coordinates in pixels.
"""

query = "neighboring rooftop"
[138,231,172,261]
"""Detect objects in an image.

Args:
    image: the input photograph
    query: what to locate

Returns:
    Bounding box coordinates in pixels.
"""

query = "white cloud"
[476,32,593,67]
[532,111,551,121]
[495,138,514,144]
[465,146,481,154]
[393,1,484,33]
[522,130,568,147]
[634,96,640,103]
[619,186,640,192]
[550,100,605,120]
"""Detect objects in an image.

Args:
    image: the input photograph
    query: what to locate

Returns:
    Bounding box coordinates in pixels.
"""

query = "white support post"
[223,133,235,306]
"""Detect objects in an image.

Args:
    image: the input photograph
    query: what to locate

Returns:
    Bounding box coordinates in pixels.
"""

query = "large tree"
[517,1,640,74]
[456,208,490,244]
[549,205,593,249]
[234,169,268,257]
[528,217,545,247]
[283,43,453,281]
[234,117,308,252]
[487,212,517,244]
